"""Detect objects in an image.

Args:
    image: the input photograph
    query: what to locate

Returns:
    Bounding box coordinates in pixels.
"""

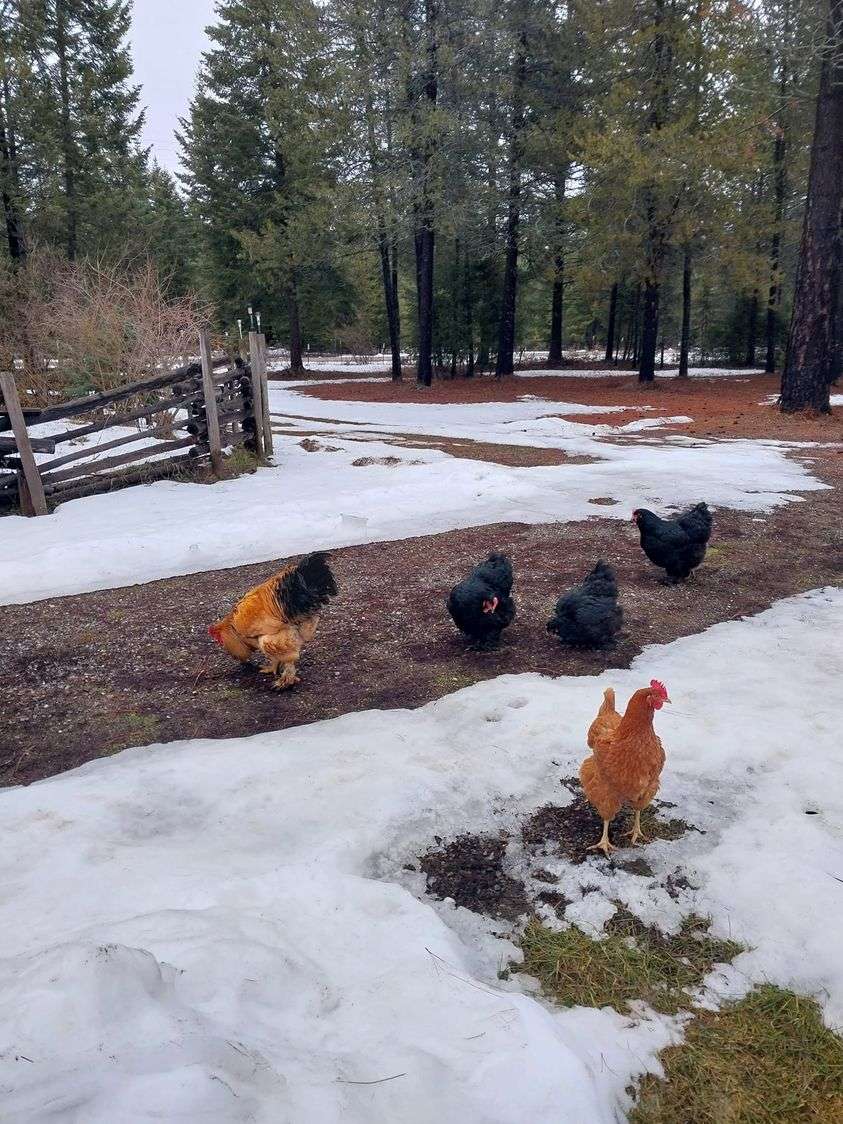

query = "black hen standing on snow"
[632,502,713,583]
[447,553,516,650]
[547,560,623,649]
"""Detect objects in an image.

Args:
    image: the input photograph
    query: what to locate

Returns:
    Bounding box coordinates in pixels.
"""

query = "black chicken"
[447,553,516,650]
[547,560,623,649]
[632,502,713,583]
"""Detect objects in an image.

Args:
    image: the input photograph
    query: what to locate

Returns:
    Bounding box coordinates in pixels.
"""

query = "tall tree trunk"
[638,0,671,383]
[547,174,566,366]
[378,237,402,381]
[765,0,791,374]
[55,0,77,261]
[414,0,438,387]
[358,42,402,382]
[463,250,475,377]
[604,281,619,363]
[639,278,659,382]
[780,0,843,414]
[495,29,528,378]
[745,289,759,366]
[0,65,25,262]
[548,261,564,366]
[678,248,692,378]
[288,281,304,375]
[383,87,400,345]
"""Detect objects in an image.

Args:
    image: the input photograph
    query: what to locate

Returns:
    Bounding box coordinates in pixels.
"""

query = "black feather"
[634,502,713,580]
[547,560,623,649]
[447,552,516,647]
[274,552,338,619]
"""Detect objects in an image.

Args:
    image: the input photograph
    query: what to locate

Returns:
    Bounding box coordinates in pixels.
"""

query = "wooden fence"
[0,330,274,516]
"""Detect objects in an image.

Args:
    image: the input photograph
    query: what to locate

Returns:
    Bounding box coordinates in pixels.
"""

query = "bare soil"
[2,447,841,787]
[416,778,700,924]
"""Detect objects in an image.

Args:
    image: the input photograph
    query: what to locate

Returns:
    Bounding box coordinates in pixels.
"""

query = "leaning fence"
[0,330,273,516]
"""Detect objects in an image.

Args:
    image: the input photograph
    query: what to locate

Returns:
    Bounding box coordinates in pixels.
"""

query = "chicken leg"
[625,809,651,846]
[587,820,617,856]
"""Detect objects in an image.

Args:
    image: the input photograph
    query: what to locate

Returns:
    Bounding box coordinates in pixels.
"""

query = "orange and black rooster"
[579,679,670,855]
[209,552,337,689]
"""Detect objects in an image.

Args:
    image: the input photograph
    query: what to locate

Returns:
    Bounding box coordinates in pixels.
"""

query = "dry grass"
[632,986,843,1123]
[519,911,743,1016]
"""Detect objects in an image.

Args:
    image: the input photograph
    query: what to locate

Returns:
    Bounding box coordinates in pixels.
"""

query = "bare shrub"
[0,250,213,404]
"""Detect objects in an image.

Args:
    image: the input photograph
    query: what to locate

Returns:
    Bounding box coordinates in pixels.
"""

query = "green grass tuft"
[519,911,743,1016]
[632,985,843,1123]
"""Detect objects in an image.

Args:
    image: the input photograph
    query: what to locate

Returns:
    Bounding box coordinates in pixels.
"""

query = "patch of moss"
[632,985,843,1123]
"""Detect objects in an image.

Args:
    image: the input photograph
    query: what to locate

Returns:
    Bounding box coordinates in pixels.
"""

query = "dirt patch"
[1,450,841,787]
[299,371,843,443]
[521,780,697,866]
[272,424,596,467]
[351,455,402,467]
[419,834,531,921]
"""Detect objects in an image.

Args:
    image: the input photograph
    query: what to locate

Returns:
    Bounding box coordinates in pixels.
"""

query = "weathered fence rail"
[0,331,272,515]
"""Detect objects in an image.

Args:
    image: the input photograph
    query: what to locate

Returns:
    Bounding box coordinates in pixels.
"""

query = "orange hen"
[579,679,670,855]
[209,552,337,690]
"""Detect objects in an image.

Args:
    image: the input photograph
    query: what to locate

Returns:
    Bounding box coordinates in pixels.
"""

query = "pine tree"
[31,0,144,259]
[181,0,345,367]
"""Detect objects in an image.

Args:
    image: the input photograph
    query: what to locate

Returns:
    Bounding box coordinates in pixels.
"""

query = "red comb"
[650,679,668,697]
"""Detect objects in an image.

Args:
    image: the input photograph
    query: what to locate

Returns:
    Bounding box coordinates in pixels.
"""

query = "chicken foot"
[625,810,651,846]
[586,821,617,856]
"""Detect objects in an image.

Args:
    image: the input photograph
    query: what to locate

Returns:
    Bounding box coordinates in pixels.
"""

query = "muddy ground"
[2,444,840,787]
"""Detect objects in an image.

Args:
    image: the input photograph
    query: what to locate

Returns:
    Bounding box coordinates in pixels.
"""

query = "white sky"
[129,0,216,176]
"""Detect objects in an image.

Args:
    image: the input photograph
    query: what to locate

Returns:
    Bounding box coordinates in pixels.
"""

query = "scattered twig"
[337,1072,407,1086]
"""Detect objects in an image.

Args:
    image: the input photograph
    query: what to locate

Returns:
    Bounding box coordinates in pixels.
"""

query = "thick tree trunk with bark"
[496,29,528,378]
[604,282,618,363]
[780,0,843,413]
[678,249,692,378]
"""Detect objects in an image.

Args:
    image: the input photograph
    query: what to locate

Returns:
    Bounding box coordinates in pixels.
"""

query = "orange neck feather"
[615,688,656,736]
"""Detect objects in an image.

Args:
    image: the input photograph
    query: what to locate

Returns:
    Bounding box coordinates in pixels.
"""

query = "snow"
[1,588,842,1121]
[0,384,828,605]
[27,418,193,472]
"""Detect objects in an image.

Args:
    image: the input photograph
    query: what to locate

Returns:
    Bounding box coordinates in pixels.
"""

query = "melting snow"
[0,386,827,605]
[1,589,841,1121]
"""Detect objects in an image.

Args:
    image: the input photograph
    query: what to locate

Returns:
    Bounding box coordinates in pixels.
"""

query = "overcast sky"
[129,0,216,176]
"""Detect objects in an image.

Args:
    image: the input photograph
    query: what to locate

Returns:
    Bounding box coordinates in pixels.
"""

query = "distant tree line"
[0,0,839,411]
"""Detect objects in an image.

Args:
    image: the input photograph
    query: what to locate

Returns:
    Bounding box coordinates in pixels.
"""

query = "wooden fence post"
[199,329,224,477]
[248,331,265,458]
[0,372,48,516]
[258,332,273,456]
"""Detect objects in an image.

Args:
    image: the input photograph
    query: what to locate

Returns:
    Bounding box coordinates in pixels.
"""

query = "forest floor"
[3,370,841,786]
[299,366,843,442]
